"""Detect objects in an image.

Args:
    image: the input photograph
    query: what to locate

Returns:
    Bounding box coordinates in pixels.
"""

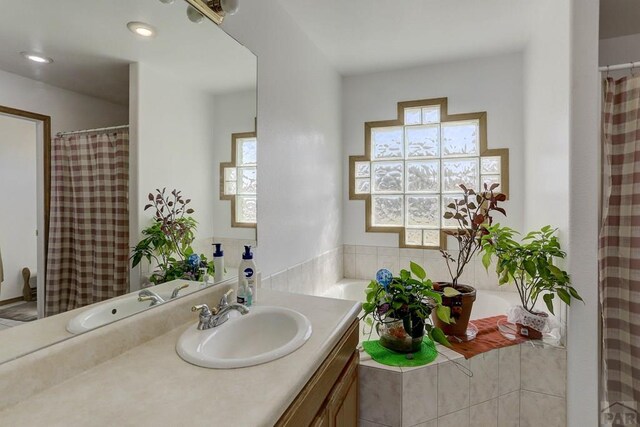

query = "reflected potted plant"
[131,188,213,285]
[433,183,507,338]
[361,262,454,353]
[480,224,583,339]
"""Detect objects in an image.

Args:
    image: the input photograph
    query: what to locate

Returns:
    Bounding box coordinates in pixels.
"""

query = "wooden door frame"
[0,105,51,308]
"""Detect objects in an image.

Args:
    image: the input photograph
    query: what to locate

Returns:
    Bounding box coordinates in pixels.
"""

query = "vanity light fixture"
[126,22,157,38]
[20,52,53,64]
[185,0,238,25]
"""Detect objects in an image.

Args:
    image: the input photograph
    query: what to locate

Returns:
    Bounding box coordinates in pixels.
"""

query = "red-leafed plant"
[441,183,507,287]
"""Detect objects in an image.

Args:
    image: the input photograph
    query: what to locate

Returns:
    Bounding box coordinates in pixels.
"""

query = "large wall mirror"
[0,0,257,364]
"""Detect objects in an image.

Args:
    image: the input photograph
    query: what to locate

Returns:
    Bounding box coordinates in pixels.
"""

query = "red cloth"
[447,315,527,359]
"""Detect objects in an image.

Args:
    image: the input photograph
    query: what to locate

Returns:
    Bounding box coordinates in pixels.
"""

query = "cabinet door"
[311,406,330,427]
[327,354,358,427]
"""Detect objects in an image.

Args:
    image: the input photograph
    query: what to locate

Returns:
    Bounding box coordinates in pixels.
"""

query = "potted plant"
[480,224,583,339]
[432,183,507,337]
[361,262,454,352]
[131,188,213,284]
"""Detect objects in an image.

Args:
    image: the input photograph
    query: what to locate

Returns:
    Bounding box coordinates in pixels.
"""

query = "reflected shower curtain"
[46,129,129,316]
[600,76,640,406]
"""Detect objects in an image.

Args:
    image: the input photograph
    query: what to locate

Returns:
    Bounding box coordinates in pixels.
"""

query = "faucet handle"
[219,289,234,307]
[171,283,189,299]
[192,304,212,316]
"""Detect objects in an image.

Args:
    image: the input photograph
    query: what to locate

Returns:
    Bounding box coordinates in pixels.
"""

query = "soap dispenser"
[213,243,224,283]
[238,245,257,303]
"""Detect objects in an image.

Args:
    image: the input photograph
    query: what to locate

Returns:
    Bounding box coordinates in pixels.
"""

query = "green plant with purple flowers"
[131,188,213,284]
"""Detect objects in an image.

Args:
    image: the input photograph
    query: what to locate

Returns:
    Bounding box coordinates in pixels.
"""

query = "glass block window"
[350,97,509,249]
[220,131,257,228]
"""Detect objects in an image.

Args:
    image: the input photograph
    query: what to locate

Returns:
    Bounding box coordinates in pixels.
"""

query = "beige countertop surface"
[0,290,360,427]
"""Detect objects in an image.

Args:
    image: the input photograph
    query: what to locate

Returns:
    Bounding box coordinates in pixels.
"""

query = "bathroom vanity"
[0,284,361,426]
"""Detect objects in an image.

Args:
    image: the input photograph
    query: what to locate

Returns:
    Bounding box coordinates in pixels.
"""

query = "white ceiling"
[277,0,535,75]
[0,0,257,106]
[600,0,640,40]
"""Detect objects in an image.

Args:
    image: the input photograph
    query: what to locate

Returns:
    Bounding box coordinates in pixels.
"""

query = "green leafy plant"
[361,262,458,347]
[480,224,583,314]
[441,183,507,287]
[131,188,213,284]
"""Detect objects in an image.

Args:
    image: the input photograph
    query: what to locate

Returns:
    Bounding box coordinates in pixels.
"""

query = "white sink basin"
[176,305,312,369]
[66,291,174,334]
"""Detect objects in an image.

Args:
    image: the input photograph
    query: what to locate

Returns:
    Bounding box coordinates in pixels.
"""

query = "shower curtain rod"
[599,61,640,72]
[56,124,129,137]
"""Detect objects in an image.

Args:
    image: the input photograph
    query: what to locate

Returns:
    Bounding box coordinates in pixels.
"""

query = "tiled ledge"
[344,244,510,292]
[358,341,567,427]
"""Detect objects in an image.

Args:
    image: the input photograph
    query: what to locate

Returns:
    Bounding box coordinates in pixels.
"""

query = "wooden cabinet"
[277,320,359,427]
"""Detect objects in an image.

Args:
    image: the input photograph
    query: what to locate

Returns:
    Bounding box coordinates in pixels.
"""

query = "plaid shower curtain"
[600,76,640,406]
[46,129,129,316]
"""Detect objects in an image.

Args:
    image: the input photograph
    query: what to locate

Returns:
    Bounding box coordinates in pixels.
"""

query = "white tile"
[423,249,441,260]
[299,261,313,295]
[519,390,565,427]
[344,244,356,254]
[286,265,302,293]
[520,345,566,397]
[438,359,470,416]
[344,253,356,279]
[356,245,378,255]
[422,257,451,284]
[412,420,437,427]
[400,248,424,259]
[399,257,416,273]
[401,365,438,426]
[270,270,287,292]
[358,419,387,427]
[470,398,498,427]
[359,364,402,426]
[438,407,470,427]
[469,350,499,405]
[377,255,399,276]
[260,277,272,290]
[498,391,519,427]
[498,345,520,395]
[378,246,399,257]
[355,253,377,280]
[474,259,501,291]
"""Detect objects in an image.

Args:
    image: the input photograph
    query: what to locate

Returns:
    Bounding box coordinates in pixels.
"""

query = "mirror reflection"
[0,0,257,363]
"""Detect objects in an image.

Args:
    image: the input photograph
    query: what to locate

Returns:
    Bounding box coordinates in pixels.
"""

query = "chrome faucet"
[191,289,249,330]
[138,289,165,306]
[170,283,189,299]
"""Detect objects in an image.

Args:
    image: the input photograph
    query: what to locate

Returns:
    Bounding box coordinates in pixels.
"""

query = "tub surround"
[344,245,508,292]
[0,286,361,425]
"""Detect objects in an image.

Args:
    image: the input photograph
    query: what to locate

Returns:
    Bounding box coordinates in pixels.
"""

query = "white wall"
[130,64,221,286]
[0,69,128,135]
[211,89,257,241]
[221,0,343,277]
[599,32,640,75]
[569,0,601,425]
[0,115,37,301]
[341,52,525,248]
[523,2,571,235]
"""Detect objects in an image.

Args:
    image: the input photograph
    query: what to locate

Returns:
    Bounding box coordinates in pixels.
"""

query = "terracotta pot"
[431,283,477,337]
[515,309,548,340]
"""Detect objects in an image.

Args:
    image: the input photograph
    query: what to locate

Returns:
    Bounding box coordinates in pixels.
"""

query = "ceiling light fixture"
[185,0,238,25]
[126,22,157,38]
[20,52,53,64]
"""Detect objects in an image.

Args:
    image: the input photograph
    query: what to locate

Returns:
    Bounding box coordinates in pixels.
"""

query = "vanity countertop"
[0,290,361,426]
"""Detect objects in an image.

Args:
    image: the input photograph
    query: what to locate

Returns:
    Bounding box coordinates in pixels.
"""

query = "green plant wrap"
[362,338,438,367]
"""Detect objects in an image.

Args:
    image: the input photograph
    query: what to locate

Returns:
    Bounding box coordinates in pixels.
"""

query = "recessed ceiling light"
[127,22,157,38]
[20,52,53,64]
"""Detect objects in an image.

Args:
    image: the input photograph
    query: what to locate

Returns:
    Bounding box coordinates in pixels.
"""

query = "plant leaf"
[543,293,555,315]
[410,261,426,280]
[436,305,451,324]
[443,287,461,297]
[430,327,450,347]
